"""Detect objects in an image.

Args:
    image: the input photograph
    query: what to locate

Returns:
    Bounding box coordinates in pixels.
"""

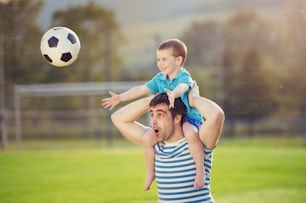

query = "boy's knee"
[184,130,199,141]
[142,130,157,146]
[183,124,199,138]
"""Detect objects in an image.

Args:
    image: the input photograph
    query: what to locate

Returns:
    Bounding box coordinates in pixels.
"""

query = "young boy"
[102,39,205,190]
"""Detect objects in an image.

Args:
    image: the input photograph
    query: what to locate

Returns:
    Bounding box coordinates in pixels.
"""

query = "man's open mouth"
[153,129,159,135]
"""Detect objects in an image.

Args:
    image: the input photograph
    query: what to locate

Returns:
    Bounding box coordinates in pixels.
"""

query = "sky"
[39,0,220,29]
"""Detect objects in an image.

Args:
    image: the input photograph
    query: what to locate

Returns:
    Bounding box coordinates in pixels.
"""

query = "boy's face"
[156,48,182,78]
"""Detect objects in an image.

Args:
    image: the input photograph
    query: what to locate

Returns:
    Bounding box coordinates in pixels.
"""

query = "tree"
[229,48,276,118]
[0,0,44,99]
[46,2,124,137]
[49,1,124,82]
[222,11,277,116]
[181,20,224,100]
[277,1,306,116]
[182,21,223,68]
[0,0,44,148]
[219,11,280,136]
[223,47,277,136]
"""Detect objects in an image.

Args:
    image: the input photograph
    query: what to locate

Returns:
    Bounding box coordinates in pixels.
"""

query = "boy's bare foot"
[194,169,205,190]
[144,173,155,191]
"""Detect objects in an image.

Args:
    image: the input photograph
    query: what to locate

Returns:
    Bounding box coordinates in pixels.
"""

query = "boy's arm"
[189,82,225,149]
[111,95,154,146]
[102,85,151,110]
[171,83,190,98]
[119,84,151,102]
[165,83,189,108]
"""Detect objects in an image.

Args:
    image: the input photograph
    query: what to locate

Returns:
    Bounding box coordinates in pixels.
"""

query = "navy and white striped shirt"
[155,138,214,203]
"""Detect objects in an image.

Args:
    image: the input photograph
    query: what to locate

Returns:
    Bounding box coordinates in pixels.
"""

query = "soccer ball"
[40,27,81,67]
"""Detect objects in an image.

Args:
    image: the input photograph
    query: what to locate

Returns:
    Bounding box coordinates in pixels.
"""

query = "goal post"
[14,81,147,147]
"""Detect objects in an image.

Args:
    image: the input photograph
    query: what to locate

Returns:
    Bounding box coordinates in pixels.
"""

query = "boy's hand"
[102,91,121,110]
[164,88,175,109]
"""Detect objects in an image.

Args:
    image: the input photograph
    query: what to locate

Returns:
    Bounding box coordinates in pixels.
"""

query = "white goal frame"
[14,81,147,147]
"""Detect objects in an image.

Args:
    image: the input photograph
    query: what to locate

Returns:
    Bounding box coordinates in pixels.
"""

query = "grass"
[0,137,306,203]
[213,137,306,203]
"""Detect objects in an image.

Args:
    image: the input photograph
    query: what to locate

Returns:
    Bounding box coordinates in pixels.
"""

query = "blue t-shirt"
[145,69,203,123]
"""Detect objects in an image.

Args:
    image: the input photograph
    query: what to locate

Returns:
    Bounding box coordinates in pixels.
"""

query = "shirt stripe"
[155,138,214,203]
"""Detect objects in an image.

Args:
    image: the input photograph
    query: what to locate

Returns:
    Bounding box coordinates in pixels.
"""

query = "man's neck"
[165,128,185,143]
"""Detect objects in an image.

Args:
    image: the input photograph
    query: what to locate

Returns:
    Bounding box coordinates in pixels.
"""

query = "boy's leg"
[183,122,205,190]
[143,129,158,191]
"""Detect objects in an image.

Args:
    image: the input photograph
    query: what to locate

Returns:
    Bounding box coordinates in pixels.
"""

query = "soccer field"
[0,138,305,203]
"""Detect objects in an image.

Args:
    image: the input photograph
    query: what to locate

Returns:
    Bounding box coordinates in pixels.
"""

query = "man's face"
[149,103,175,142]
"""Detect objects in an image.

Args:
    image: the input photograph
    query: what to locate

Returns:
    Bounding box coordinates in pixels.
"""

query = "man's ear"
[174,114,182,125]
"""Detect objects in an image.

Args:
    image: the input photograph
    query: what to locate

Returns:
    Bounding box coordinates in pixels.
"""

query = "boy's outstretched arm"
[165,83,189,108]
[102,85,151,110]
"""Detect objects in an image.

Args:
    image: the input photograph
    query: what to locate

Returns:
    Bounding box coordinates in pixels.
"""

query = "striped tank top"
[155,138,214,203]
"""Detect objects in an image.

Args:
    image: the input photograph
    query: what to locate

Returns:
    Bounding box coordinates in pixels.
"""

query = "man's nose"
[151,117,157,125]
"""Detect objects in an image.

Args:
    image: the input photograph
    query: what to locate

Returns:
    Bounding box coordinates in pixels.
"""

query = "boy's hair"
[158,39,188,66]
[149,93,187,125]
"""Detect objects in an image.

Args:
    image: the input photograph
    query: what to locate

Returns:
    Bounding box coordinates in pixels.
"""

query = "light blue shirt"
[145,69,203,123]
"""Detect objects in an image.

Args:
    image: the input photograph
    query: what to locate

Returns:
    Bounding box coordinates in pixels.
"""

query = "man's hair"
[158,39,188,66]
[149,93,187,125]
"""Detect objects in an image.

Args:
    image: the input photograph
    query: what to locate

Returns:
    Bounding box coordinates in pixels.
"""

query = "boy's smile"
[156,48,182,80]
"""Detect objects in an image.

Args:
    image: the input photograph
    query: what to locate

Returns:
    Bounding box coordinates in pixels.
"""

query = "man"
[111,83,225,202]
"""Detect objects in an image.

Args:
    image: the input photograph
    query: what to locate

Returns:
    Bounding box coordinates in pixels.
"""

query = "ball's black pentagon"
[48,36,59,47]
[43,54,53,63]
[61,52,72,62]
[67,33,77,44]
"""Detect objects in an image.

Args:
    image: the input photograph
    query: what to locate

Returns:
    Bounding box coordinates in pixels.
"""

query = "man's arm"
[111,95,153,146]
[189,83,225,149]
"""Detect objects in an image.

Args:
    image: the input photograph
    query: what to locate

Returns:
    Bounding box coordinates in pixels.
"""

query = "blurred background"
[1,0,306,147]
[0,1,306,202]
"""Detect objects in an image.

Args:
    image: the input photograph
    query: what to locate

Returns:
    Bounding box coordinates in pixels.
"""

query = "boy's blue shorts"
[183,117,202,130]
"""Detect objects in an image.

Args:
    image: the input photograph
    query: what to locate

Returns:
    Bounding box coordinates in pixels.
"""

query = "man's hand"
[188,81,200,108]
[188,80,225,149]
[102,91,121,110]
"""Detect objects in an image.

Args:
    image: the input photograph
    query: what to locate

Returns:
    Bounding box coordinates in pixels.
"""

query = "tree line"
[181,3,306,123]
[1,0,306,124]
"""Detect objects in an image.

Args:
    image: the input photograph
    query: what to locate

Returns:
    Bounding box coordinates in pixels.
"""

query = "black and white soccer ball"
[40,27,81,67]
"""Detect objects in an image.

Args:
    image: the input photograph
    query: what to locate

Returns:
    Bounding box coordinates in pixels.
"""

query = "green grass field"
[0,137,306,203]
